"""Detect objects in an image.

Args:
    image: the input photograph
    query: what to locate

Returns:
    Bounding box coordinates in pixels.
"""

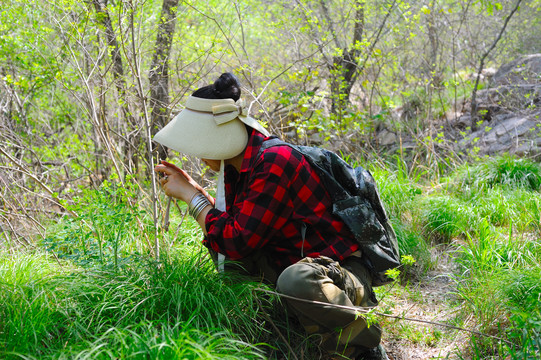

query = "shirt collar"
[223,129,267,184]
[240,129,267,174]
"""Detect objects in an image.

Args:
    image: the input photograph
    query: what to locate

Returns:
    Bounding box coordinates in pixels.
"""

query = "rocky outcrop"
[491,54,541,86]
[446,54,541,158]
[287,55,541,159]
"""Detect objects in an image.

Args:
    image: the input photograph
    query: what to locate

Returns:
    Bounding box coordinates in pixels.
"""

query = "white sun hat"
[153,95,270,272]
[153,96,270,160]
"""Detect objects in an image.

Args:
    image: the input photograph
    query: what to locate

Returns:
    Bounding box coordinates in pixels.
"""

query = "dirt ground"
[381,249,474,360]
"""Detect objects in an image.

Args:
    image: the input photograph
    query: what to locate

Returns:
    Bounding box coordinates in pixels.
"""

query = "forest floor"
[381,246,472,360]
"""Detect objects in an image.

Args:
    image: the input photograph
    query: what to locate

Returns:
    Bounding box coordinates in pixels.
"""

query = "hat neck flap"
[215,159,226,272]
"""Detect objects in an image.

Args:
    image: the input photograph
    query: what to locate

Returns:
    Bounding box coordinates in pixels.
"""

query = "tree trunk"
[149,0,180,162]
[327,1,365,119]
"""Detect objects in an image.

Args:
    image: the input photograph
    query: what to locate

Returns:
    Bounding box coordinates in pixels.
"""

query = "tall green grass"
[454,155,541,193]
[3,154,540,359]
[0,178,271,359]
[370,163,433,276]
[0,250,268,359]
[423,155,541,241]
[381,154,541,358]
[434,155,541,359]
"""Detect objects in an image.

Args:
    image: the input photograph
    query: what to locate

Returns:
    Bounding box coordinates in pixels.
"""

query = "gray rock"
[309,132,324,145]
[378,129,397,146]
[491,54,541,86]
[456,115,472,128]
[348,54,541,160]
[487,142,512,154]
[484,130,498,144]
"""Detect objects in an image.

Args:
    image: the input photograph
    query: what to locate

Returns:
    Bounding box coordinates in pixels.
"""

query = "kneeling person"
[154,72,388,360]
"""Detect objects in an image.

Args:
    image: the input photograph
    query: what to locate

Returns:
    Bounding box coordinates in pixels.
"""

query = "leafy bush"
[43,177,144,267]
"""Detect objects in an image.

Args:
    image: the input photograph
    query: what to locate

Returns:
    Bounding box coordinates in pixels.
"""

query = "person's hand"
[154,161,215,206]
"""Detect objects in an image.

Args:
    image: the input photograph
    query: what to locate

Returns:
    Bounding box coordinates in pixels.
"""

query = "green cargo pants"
[276,254,382,359]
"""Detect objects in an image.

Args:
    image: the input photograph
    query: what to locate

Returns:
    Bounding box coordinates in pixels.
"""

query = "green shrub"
[43,177,144,267]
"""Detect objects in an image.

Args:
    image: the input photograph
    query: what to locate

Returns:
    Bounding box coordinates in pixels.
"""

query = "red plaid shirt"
[204,130,359,274]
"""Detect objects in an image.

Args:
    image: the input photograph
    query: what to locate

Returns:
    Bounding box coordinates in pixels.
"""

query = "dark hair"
[192,72,241,101]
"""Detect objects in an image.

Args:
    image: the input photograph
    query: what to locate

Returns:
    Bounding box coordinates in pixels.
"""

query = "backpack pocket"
[333,196,385,245]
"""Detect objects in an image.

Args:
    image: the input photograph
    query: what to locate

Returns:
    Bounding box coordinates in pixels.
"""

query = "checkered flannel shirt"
[204,129,359,274]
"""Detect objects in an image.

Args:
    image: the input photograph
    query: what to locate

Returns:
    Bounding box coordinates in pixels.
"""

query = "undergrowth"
[436,155,541,359]
[0,178,271,359]
[0,249,270,359]
[1,154,540,359]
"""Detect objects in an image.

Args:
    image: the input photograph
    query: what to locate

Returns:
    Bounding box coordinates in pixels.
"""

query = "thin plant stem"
[127,0,160,261]
[254,295,299,360]
[256,288,515,347]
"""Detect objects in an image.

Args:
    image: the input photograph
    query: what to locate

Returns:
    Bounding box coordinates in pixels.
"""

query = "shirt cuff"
[205,207,223,233]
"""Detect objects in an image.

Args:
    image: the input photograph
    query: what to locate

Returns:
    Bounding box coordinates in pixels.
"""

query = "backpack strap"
[257,136,290,157]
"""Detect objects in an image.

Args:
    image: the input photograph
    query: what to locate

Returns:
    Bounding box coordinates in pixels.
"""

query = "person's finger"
[160,161,201,189]
[160,160,184,174]
[158,161,215,206]
[160,161,201,185]
[154,164,173,177]
[166,163,196,184]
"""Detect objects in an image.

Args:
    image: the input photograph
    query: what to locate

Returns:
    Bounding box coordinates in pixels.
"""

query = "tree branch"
[470,0,523,128]
[0,148,78,217]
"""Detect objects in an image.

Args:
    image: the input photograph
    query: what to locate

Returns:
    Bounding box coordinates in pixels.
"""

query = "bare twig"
[163,197,172,232]
[247,47,326,117]
[126,0,160,260]
[0,149,77,217]
[0,186,47,233]
[1,208,63,216]
[470,0,524,128]
[172,200,188,244]
[0,212,30,246]
[256,288,515,346]
[49,12,128,182]
[350,0,398,86]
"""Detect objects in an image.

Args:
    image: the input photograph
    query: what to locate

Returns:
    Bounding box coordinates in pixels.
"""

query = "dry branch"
[0,148,77,217]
